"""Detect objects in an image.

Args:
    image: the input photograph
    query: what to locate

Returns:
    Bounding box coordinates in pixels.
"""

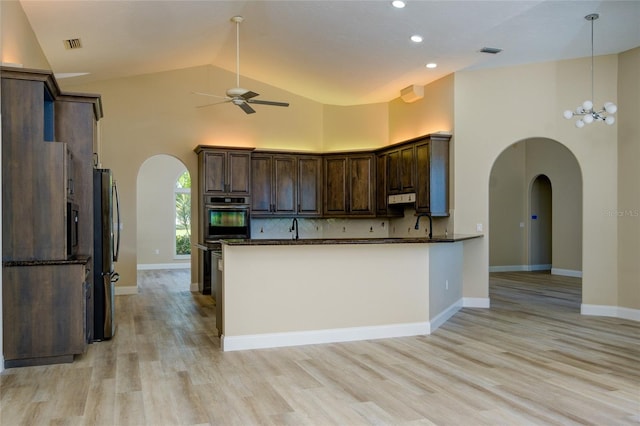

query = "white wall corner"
[115,286,139,296]
[190,282,199,292]
[581,304,640,322]
[463,297,490,308]
[430,299,463,332]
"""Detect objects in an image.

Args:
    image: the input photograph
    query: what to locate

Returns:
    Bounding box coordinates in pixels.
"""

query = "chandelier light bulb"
[563,110,574,119]
[605,115,615,125]
[583,114,594,124]
[576,106,583,114]
[604,102,617,114]
[582,100,593,111]
[576,119,585,128]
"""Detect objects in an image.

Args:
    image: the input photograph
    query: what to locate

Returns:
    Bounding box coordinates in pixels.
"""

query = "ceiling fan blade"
[192,91,229,100]
[238,102,256,114]
[240,91,259,100]
[197,99,232,109]
[247,99,290,107]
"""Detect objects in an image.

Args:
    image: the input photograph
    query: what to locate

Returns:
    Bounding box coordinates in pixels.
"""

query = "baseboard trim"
[430,299,463,332]
[463,297,490,308]
[221,322,431,352]
[489,264,553,273]
[581,304,640,321]
[115,286,138,295]
[489,265,527,272]
[137,263,190,270]
[551,268,583,278]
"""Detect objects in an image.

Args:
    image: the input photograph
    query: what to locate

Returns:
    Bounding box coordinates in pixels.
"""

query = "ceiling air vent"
[479,47,502,54]
[63,38,82,50]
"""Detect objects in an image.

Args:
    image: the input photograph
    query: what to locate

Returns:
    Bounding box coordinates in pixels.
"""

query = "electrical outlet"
[154,249,160,254]
[476,223,483,232]
[445,280,449,290]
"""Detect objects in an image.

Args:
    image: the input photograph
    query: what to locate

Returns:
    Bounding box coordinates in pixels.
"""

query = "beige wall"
[525,138,582,272]
[454,56,622,307]
[136,154,190,266]
[489,143,527,267]
[617,47,640,310]
[0,0,50,69]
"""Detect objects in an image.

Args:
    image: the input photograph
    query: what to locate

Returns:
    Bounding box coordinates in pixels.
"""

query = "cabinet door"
[376,153,389,215]
[324,156,348,215]
[387,149,401,194]
[203,151,227,194]
[399,145,416,192]
[3,263,87,365]
[272,155,296,215]
[251,155,273,214]
[415,141,431,212]
[227,151,251,195]
[348,154,375,216]
[297,155,323,216]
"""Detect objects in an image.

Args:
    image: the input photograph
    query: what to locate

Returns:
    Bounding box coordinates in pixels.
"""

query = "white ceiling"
[19,0,640,106]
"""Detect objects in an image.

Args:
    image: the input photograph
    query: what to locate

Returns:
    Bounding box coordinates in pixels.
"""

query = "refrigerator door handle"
[112,180,121,262]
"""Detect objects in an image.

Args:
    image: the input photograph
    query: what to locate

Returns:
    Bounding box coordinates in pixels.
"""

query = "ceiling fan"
[194,16,289,114]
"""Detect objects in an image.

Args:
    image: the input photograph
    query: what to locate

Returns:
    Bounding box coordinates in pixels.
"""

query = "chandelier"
[563,13,617,128]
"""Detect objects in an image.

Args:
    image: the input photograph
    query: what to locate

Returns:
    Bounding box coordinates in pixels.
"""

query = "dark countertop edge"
[3,255,91,267]
[221,234,483,246]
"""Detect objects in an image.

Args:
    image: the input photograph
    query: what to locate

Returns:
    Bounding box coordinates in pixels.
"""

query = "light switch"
[476,223,483,232]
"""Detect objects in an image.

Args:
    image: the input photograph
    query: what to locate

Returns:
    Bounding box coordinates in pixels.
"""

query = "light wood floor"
[1,270,638,425]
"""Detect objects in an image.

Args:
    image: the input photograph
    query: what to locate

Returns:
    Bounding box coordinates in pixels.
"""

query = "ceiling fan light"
[604,102,617,114]
[563,110,574,120]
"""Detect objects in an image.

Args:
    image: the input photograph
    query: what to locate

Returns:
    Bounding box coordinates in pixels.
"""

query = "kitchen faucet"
[290,218,299,240]
[414,213,432,239]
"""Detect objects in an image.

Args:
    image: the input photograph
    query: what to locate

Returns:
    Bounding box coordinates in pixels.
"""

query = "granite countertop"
[3,255,91,267]
[222,234,483,246]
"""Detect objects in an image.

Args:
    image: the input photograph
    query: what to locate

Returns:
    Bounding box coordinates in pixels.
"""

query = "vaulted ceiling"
[19,0,640,105]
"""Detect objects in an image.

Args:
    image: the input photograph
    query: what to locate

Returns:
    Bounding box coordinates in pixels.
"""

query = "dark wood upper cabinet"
[387,144,416,195]
[195,147,252,196]
[415,135,450,216]
[251,153,297,216]
[323,153,375,217]
[376,153,403,217]
[296,155,323,217]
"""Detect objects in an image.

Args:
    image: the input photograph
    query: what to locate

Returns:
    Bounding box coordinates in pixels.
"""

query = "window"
[175,171,191,256]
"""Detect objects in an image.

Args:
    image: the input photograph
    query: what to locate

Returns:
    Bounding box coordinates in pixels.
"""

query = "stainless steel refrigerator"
[93,168,120,341]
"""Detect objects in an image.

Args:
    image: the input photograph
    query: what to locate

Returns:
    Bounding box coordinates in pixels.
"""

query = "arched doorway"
[136,154,192,290]
[489,138,583,308]
[529,174,552,270]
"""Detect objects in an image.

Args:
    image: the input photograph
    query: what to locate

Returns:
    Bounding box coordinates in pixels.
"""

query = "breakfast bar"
[218,235,481,351]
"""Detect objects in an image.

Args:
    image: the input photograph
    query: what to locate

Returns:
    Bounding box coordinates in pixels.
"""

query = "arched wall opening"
[136,155,192,282]
[489,138,582,279]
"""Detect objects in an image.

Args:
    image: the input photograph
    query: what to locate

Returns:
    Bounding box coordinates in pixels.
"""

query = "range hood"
[388,193,416,205]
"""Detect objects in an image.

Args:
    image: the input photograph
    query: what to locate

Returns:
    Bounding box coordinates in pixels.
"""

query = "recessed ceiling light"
[392,1,406,9]
[410,35,423,43]
[426,63,437,69]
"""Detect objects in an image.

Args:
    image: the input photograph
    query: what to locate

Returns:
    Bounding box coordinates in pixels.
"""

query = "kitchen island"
[219,235,482,351]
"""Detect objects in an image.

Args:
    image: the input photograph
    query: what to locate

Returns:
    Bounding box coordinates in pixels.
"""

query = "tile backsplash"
[251,208,453,240]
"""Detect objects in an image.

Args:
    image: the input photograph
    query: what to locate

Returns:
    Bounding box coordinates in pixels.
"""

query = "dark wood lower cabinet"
[2,259,90,368]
